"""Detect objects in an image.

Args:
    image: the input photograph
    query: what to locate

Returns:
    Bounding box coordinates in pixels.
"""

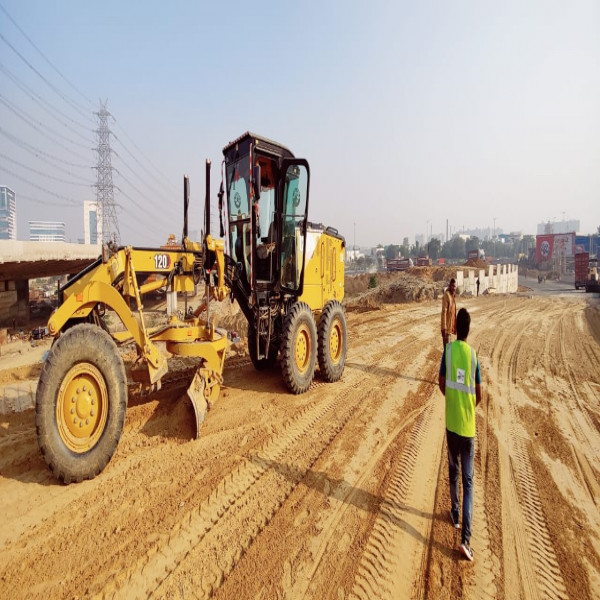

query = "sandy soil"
[0,282,599,599]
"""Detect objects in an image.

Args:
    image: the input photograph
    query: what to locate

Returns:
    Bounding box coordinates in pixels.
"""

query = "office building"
[29,220,66,242]
[0,185,17,240]
[84,201,102,244]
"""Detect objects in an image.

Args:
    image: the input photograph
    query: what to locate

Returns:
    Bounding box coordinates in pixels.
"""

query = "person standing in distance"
[438,307,482,561]
[441,278,457,347]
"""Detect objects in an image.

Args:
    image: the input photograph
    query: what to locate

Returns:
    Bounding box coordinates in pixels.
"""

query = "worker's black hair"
[457,307,470,340]
[449,278,456,285]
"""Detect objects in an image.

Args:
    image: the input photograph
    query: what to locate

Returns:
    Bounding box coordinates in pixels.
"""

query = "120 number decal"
[154,254,171,270]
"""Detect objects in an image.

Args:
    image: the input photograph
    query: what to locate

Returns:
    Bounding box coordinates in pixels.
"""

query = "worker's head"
[456,307,470,341]
[449,278,456,295]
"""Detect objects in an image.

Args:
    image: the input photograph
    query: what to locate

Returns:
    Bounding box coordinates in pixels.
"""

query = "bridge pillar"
[0,279,30,327]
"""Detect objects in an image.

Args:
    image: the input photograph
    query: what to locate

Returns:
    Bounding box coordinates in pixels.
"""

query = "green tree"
[428,238,441,260]
[385,244,400,259]
[368,275,377,289]
[465,236,480,253]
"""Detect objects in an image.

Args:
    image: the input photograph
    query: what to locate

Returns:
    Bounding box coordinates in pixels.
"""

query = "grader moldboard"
[36,132,347,483]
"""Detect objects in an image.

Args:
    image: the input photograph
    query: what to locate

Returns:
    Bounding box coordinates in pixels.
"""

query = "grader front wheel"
[281,302,317,394]
[36,324,127,483]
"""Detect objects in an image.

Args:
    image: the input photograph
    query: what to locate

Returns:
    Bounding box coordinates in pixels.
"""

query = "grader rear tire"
[35,323,127,483]
[317,300,347,382]
[281,302,317,394]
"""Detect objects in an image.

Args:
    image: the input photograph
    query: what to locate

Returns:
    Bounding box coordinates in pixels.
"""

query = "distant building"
[29,220,66,242]
[84,201,102,244]
[346,248,364,261]
[537,219,580,235]
[0,185,17,240]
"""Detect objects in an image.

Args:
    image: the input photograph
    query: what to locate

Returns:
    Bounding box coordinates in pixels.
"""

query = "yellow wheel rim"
[294,323,312,374]
[56,363,108,453]
[329,319,342,364]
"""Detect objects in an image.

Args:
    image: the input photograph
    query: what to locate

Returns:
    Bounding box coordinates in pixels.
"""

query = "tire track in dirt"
[464,409,498,600]
[349,395,442,600]
[150,333,428,600]
[212,333,442,600]
[100,334,416,599]
[552,315,600,511]
[556,316,600,476]
[498,304,570,600]
[296,401,431,599]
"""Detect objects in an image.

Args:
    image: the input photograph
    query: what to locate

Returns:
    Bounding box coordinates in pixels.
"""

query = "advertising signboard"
[535,233,575,263]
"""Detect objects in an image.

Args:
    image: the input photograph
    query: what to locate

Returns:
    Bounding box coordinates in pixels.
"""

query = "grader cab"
[221,132,347,393]
[36,132,347,483]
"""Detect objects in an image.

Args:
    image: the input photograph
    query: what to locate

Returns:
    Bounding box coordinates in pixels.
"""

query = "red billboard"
[536,233,575,263]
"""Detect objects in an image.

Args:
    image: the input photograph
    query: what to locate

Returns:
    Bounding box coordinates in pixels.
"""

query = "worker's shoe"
[460,541,474,562]
[450,509,460,529]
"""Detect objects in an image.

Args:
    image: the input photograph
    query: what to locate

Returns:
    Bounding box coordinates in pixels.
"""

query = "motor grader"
[36,132,347,483]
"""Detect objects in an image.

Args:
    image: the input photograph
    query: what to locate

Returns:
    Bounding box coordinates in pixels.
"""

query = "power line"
[0,125,90,168]
[0,93,93,149]
[12,191,85,209]
[0,164,83,206]
[0,61,92,134]
[0,31,93,123]
[112,127,178,197]
[0,2,95,110]
[0,95,93,157]
[0,151,93,187]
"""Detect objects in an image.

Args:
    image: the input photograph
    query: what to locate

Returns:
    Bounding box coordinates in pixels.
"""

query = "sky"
[1,0,599,248]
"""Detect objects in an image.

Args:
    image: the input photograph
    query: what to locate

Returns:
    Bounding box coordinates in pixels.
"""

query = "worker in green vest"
[438,307,482,562]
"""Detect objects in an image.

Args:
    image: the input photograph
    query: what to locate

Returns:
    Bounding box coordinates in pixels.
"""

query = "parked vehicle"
[386,258,412,271]
[586,258,600,293]
[574,252,589,290]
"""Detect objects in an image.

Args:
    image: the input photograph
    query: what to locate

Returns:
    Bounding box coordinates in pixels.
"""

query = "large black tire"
[317,300,347,382]
[35,323,127,484]
[248,323,278,370]
[281,302,317,394]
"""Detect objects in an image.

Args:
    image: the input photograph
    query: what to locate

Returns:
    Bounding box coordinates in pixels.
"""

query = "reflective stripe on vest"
[445,343,476,395]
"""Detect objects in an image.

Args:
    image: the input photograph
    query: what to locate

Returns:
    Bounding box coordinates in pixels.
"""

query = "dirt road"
[1,290,599,599]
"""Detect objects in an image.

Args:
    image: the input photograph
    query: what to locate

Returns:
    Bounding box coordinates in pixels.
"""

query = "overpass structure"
[0,241,101,327]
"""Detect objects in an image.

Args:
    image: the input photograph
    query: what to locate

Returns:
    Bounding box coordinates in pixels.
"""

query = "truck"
[574,252,589,290]
[586,257,600,293]
[386,258,411,271]
[35,132,348,483]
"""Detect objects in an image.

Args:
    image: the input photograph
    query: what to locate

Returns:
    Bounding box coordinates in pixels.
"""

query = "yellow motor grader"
[36,132,347,483]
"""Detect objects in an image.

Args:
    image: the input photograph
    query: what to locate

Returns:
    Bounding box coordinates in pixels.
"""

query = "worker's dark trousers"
[446,429,475,545]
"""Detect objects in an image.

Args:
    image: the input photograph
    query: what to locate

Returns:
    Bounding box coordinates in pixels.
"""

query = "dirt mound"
[463,258,489,269]
[346,273,442,312]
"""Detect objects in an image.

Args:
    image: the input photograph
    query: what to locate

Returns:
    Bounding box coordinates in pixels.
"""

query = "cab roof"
[222,131,295,162]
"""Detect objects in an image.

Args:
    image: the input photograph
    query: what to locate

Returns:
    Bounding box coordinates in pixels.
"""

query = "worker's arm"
[438,375,445,395]
[475,358,482,406]
[441,293,447,332]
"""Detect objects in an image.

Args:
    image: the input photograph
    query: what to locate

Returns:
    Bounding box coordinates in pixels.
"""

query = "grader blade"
[186,370,208,438]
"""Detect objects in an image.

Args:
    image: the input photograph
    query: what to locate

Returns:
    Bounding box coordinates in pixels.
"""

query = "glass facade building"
[84,201,102,244]
[0,186,17,240]
[29,220,66,242]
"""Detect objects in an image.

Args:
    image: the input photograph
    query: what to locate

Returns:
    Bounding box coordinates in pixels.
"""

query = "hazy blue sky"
[1,0,599,247]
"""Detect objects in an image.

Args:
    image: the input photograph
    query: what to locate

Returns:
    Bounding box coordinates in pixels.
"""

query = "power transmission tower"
[93,100,120,245]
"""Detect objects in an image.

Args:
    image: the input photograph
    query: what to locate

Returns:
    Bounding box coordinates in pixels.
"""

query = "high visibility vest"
[445,340,477,438]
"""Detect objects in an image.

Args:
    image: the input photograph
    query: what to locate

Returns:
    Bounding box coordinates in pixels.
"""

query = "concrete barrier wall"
[455,264,518,296]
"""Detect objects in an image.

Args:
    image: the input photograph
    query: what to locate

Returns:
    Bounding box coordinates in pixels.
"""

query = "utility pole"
[94,100,120,245]
[353,221,356,262]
